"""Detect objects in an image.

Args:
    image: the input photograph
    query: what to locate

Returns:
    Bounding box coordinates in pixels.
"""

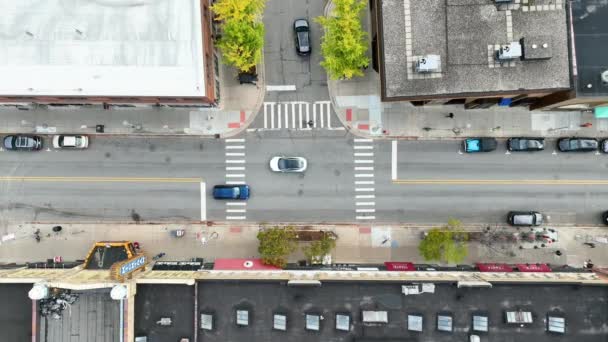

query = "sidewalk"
[326,3,606,140]
[1,223,606,268]
[0,56,265,138]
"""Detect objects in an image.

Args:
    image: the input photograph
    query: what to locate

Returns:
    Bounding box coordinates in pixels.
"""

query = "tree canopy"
[418,219,469,264]
[303,233,337,265]
[212,0,266,72]
[316,0,369,80]
[257,226,297,268]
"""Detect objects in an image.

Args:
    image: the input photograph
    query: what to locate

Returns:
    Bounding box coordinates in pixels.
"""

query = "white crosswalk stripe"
[262,101,343,130]
[225,139,248,220]
[354,139,376,220]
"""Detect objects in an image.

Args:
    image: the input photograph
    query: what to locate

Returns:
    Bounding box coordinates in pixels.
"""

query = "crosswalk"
[225,138,247,220]
[353,139,376,220]
[261,101,344,130]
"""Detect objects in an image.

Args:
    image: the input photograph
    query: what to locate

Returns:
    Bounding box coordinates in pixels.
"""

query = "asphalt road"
[1,135,607,225]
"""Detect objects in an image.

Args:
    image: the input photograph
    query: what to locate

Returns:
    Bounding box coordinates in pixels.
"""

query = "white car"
[52,135,89,149]
[269,156,307,172]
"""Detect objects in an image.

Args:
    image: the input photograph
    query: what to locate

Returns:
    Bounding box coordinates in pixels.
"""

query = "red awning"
[476,263,513,272]
[213,258,281,271]
[516,263,552,272]
[384,262,415,271]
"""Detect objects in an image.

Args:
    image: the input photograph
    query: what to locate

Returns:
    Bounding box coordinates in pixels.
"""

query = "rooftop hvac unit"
[415,55,441,73]
[496,42,522,61]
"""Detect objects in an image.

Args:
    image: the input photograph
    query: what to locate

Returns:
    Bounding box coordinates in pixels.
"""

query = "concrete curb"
[21,220,608,229]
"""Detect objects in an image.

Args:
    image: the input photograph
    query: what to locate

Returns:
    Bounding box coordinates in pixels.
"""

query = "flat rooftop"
[39,289,120,342]
[134,284,194,341]
[0,284,32,341]
[379,0,571,100]
[0,0,205,98]
[572,0,608,96]
[197,281,608,342]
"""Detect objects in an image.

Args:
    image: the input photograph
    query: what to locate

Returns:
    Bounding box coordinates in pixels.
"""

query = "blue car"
[463,138,497,153]
[213,185,250,200]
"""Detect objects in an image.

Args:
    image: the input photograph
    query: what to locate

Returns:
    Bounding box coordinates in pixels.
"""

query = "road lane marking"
[226,202,247,206]
[355,188,375,192]
[0,176,202,183]
[356,216,376,220]
[226,145,245,149]
[200,182,206,221]
[356,195,375,199]
[392,140,398,180]
[354,152,374,157]
[354,145,373,150]
[226,167,245,171]
[355,181,375,185]
[226,152,245,157]
[226,174,245,178]
[226,216,246,220]
[225,138,245,143]
[226,209,247,213]
[355,174,374,178]
[355,167,374,171]
[354,138,373,143]
[393,179,608,185]
[267,85,296,91]
[354,160,374,164]
[356,202,376,206]
[356,208,376,213]
[226,160,245,164]
[226,181,246,185]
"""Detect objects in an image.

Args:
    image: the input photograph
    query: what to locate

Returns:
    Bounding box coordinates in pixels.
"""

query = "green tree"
[212,0,266,72]
[303,233,337,265]
[316,0,369,80]
[257,226,297,268]
[418,219,468,264]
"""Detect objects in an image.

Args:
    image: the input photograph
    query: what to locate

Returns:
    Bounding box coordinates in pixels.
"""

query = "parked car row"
[3,134,89,151]
[464,137,608,153]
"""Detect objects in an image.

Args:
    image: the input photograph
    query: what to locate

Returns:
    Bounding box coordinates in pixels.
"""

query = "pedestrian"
[446,113,454,119]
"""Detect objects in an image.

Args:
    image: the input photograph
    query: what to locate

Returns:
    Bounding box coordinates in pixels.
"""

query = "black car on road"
[557,137,598,152]
[294,19,311,56]
[507,137,544,151]
[3,135,42,151]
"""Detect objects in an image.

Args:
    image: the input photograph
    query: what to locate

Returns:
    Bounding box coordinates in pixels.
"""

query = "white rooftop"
[0,0,205,98]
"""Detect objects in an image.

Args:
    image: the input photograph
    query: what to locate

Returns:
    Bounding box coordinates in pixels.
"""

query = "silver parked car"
[53,135,89,149]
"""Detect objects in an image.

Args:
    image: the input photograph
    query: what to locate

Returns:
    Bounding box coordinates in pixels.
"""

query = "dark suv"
[3,135,42,151]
